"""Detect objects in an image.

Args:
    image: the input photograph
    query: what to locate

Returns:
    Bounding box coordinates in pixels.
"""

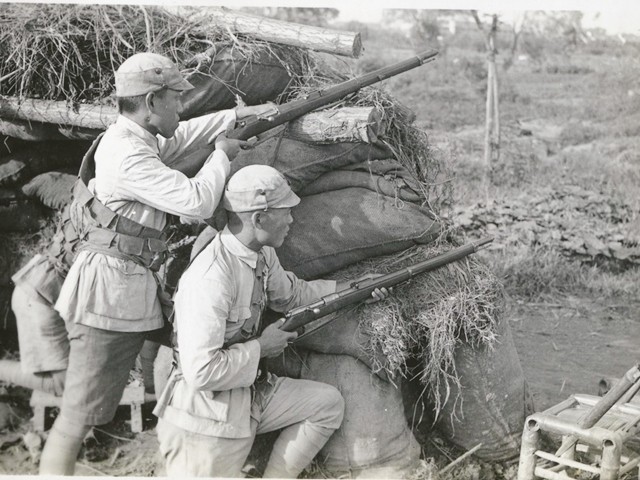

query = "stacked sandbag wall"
[433,312,535,461]
[266,349,421,478]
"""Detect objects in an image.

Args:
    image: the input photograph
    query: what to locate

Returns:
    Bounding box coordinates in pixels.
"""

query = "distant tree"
[344,20,369,40]
[240,7,339,27]
[516,11,589,50]
[503,12,526,70]
[384,9,458,47]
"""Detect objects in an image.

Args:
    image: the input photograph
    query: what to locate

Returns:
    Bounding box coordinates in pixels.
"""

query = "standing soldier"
[38,52,251,475]
[154,165,389,477]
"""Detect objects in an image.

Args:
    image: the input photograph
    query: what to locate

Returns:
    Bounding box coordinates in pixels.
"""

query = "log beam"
[208,7,362,58]
[0,117,102,141]
[0,95,386,145]
[0,96,116,131]
[285,107,387,144]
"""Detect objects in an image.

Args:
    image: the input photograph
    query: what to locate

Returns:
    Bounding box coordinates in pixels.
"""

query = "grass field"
[364,28,640,304]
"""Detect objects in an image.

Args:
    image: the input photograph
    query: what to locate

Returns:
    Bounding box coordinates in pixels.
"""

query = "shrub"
[559,120,603,147]
[495,247,587,300]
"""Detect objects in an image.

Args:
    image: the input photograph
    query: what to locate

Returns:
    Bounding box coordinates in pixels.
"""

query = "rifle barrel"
[280,236,493,332]
[229,49,438,141]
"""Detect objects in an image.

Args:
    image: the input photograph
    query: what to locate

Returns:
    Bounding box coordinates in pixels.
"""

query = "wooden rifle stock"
[280,237,493,333]
[227,49,438,141]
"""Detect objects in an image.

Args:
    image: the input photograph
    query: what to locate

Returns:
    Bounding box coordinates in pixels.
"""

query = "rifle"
[227,49,439,142]
[223,237,493,349]
[280,237,493,334]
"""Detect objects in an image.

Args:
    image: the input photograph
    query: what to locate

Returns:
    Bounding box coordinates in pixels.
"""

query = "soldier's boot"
[263,423,336,478]
[39,416,91,475]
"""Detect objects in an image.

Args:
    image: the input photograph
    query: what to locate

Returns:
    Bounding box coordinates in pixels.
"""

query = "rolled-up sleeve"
[174,277,261,392]
[264,248,337,313]
[158,110,237,166]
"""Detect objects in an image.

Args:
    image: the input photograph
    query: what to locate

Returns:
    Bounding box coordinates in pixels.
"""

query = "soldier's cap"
[223,165,300,213]
[115,52,194,97]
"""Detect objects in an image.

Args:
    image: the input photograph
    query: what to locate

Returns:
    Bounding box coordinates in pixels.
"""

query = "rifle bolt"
[312,308,320,314]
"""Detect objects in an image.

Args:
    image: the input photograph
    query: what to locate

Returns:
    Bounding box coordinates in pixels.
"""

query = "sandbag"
[301,352,421,478]
[344,159,424,191]
[298,169,422,203]
[181,45,298,118]
[0,141,87,188]
[276,187,440,279]
[0,189,48,232]
[291,312,390,382]
[434,312,534,461]
[21,172,76,210]
[232,138,391,192]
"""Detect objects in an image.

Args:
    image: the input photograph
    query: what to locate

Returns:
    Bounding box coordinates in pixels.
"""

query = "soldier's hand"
[365,286,391,304]
[214,133,249,161]
[256,319,297,358]
[336,274,392,303]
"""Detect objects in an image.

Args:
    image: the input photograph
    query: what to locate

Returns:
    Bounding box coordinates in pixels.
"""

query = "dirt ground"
[511,297,640,412]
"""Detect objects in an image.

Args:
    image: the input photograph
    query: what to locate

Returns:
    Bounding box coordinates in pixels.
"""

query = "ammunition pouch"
[71,178,169,272]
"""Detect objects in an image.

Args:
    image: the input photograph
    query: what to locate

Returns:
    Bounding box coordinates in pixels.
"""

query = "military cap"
[115,52,194,97]
[223,165,300,213]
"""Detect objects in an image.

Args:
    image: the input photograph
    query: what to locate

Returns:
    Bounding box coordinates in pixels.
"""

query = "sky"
[11,0,640,34]
[335,5,640,35]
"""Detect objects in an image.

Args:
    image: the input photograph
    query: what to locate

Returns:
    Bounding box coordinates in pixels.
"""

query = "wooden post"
[472,11,501,182]
[208,7,362,58]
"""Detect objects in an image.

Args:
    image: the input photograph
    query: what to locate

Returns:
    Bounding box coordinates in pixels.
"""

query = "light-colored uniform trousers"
[157,376,345,478]
[1,285,67,395]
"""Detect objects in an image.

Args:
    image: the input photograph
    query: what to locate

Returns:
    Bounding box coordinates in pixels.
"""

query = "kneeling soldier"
[154,165,389,477]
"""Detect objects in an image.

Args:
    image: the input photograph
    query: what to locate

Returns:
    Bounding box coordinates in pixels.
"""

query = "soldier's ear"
[145,91,157,112]
[251,211,263,229]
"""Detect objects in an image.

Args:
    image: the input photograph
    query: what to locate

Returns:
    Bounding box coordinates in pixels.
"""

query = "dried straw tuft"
[326,232,503,413]
[0,4,310,103]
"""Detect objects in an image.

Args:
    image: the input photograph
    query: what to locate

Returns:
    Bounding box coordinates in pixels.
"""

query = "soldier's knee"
[317,384,345,427]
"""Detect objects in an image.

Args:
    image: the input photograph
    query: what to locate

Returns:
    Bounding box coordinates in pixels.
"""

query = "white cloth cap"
[115,52,194,97]
[223,165,300,212]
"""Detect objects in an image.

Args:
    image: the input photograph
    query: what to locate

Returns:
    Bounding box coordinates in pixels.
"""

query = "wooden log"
[0,94,388,145]
[208,7,362,58]
[0,95,116,130]
[0,117,101,141]
[285,106,387,144]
